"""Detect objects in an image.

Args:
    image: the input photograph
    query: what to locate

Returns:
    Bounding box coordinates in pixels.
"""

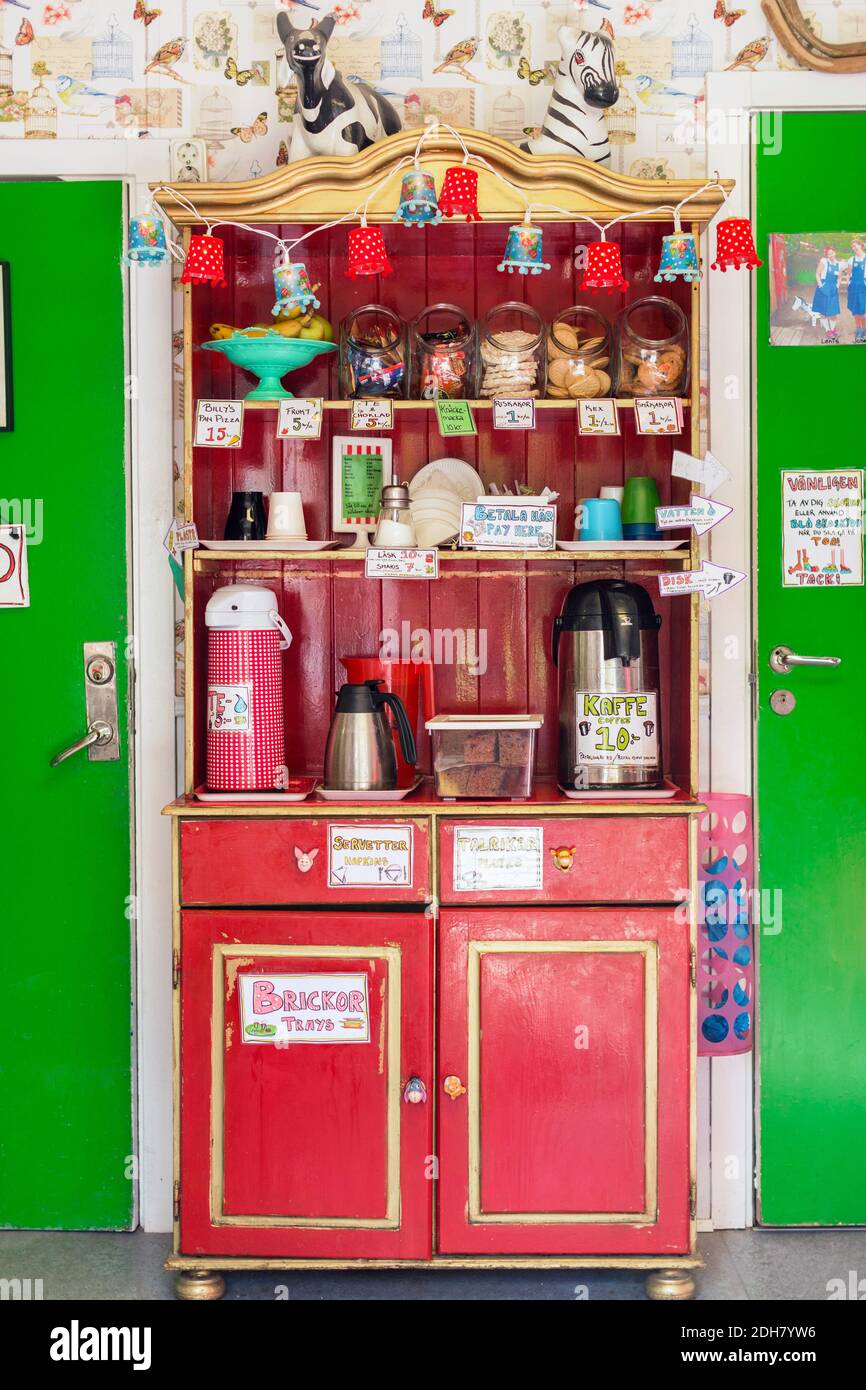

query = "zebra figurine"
[521,24,619,164]
[277,13,402,161]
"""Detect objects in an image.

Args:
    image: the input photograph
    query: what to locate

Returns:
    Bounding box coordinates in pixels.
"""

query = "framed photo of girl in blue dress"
[769,234,866,346]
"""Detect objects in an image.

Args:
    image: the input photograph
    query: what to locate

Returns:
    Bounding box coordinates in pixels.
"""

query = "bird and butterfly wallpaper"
[0,0,865,180]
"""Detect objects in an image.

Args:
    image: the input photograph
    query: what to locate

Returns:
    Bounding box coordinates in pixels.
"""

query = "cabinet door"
[180,910,433,1260]
[438,907,691,1256]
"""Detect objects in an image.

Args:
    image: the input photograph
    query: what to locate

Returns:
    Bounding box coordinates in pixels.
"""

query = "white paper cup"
[267,492,306,540]
[600,486,624,504]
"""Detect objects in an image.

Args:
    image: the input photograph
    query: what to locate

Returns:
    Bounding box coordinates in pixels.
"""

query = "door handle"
[769,645,841,674]
[51,720,114,767]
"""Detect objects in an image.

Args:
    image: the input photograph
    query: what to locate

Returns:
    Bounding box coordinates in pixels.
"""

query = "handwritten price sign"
[634,397,683,436]
[195,400,244,448]
[351,399,394,431]
[277,398,323,440]
[577,399,620,436]
[492,398,536,430]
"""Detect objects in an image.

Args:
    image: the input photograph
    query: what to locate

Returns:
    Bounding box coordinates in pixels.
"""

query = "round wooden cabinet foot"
[645,1269,696,1301]
[175,1270,226,1301]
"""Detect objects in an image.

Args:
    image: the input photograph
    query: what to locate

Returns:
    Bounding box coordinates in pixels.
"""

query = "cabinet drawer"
[180,817,431,905]
[438,816,691,904]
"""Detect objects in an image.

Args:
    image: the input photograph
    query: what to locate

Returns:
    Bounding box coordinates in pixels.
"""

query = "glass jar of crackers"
[479,302,546,399]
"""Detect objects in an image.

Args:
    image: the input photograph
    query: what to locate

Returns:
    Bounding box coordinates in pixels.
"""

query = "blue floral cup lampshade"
[125,214,168,266]
[654,231,701,283]
[393,168,442,228]
[272,261,320,318]
[497,222,550,276]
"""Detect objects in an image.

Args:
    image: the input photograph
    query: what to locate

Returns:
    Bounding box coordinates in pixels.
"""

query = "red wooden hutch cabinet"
[159,131,728,1301]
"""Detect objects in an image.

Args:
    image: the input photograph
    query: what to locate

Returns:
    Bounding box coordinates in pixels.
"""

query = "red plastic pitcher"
[340,656,436,786]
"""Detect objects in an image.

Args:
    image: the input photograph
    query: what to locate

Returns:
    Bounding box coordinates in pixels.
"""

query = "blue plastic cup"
[577,497,623,541]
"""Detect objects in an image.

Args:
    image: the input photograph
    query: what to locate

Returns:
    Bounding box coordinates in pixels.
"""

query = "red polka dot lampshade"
[181,233,227,288]
[346,225,393,278]
[711,217,762,272]
[579,240,629,293]
[438,165,481,223]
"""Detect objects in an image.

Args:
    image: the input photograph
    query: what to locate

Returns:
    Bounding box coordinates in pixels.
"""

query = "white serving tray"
[195,778,318,804]
[556,539,687,552]
[316,777,423,803]
[558,779,679,801]
[200,539,342,552]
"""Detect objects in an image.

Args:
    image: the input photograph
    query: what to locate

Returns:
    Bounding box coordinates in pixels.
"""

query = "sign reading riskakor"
[575,691,659,770]
[327,824,413,888]
[239,972,370,1044]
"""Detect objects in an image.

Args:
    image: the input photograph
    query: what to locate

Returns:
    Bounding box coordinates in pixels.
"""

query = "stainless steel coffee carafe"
[552,580,663,790]
[323,679,417,792]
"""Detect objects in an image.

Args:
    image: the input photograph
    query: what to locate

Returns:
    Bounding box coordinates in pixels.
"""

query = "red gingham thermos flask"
[205,585,292,791]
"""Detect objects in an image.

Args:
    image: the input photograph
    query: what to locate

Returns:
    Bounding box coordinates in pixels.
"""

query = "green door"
[0,182,133,1228]
[756,112,866,1225]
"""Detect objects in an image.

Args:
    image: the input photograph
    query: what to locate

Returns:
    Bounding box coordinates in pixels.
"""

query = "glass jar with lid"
[479,301,545,399]
[340,304,408,399]
[546,305,613,399]
[617,296,689,397]
[411,303,476,400]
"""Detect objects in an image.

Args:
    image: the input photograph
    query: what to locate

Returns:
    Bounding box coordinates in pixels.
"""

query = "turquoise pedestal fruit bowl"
[200,332,337,400]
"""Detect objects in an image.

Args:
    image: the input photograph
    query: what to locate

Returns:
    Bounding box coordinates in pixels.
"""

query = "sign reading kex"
[239,973,370,1044]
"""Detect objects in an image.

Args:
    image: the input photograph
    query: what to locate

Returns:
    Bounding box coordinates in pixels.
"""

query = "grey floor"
[1,1228,865,1300]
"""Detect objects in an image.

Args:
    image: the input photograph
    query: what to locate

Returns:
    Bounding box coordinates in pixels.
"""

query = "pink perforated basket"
[697,793,754,1056]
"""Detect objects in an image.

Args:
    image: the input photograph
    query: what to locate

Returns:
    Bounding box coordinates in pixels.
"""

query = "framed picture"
[0,263,12,432]
[331,435,392,543]
[769,233,866,346]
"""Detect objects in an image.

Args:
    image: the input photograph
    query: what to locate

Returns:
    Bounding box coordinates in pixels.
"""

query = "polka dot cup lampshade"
[205,585,291,792]
[272,260,320,317]
[698,793,754,1056]
[392,167,442,227]
[711,217,763,272]
[346,225,393,278]
[181,233,227,288]
[654,231,701,283]
[438,166,481,223]
[579,240,629,293]
[497,222,550,276]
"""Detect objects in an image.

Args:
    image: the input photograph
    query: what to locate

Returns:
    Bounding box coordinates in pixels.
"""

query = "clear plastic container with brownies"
[426,714,543,799]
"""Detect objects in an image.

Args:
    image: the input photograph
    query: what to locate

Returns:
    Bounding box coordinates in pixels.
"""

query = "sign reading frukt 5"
[239,973,370,1044]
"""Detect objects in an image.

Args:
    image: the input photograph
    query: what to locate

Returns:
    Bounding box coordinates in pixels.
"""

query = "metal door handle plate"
[51,720,114,767]
[769,645,841,674]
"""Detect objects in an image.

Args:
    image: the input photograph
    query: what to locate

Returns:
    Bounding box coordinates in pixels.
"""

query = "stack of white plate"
[409,460,484,548]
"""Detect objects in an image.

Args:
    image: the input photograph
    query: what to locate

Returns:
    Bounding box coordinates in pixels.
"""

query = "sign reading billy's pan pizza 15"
[238,973,370,1044]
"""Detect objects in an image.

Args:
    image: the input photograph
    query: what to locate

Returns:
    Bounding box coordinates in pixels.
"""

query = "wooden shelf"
[236,397,691,413]
[193,544,692,568]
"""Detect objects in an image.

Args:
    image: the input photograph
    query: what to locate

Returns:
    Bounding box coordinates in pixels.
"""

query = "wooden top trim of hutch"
[153,129,733,227]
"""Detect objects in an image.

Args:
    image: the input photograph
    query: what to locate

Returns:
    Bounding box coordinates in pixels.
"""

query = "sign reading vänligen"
[238,973,370,1044]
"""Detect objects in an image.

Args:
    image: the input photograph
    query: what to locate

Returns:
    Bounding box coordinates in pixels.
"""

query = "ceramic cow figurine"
[521,23,619,164]
[278,13,402,161]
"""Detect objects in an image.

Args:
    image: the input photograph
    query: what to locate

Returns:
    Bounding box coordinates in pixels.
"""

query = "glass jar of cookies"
[546,305,613,400]
[340,304,408,399]
[479,302,545,399]
[411,302,477,400]
[617,296,689,397]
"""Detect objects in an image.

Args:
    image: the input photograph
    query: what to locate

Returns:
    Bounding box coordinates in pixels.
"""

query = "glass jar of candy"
[411,303,476,400]
[478,301,545,399]
[339,305,408,399]
[617,296,689,397]
[546,305,614,399]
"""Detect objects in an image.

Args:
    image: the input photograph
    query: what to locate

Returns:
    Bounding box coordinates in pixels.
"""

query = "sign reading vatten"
[239,973,370,1044]
[328,824,413,888]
